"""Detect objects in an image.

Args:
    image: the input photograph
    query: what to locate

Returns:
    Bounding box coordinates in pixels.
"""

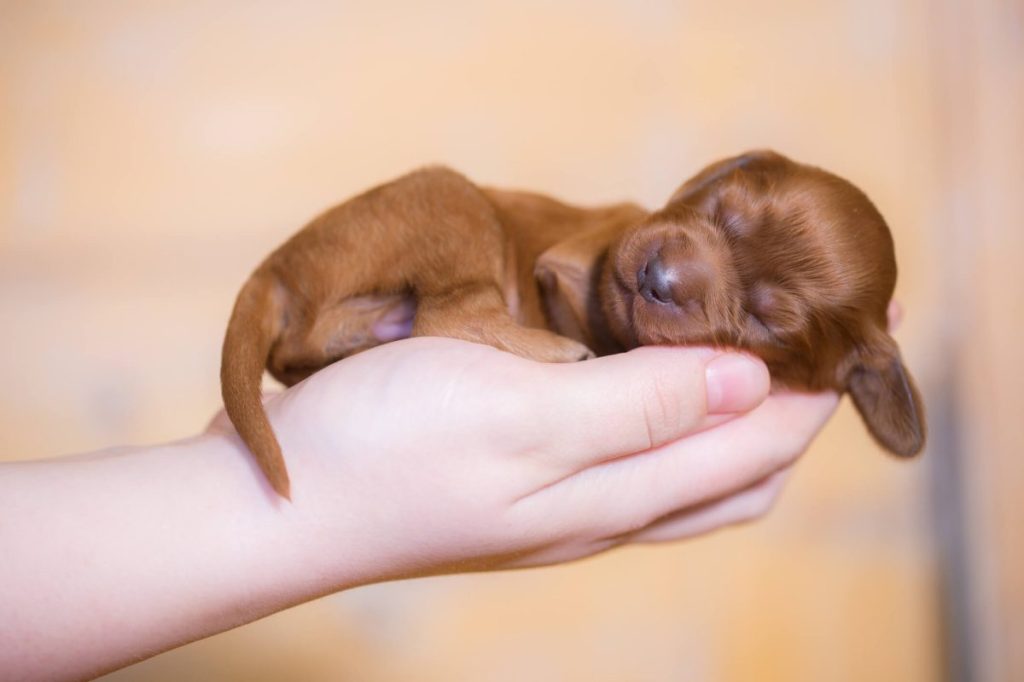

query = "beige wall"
[2,1,1017,679]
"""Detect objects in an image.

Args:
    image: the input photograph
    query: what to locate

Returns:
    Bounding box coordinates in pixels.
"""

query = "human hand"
[210,336,838,585]
[0,308,899,680]
[0,335,842,681]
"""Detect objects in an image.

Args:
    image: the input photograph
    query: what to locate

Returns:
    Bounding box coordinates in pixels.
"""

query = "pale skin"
[0,335,854,681]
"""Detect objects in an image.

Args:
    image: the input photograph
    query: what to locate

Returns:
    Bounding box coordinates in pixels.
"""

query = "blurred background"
[1,1,1020,680]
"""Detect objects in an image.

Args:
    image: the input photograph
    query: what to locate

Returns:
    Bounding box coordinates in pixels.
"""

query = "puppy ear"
[535,219,625,350]
[667,150,782,206]
[846,332,926,457]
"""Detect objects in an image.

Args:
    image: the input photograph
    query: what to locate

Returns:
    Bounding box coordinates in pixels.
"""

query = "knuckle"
[750,487,780,519]
[740,473,787,520]
[734,492,772,523]
[616,508,658,538]
[637,374,689,449]
[767,429,809,469]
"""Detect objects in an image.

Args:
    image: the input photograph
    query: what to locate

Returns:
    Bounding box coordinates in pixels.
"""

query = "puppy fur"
[222,150,925,498]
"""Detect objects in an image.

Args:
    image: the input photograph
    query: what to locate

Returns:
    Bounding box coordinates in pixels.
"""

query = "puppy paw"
[506,330,594,364]
[575,347,596,362]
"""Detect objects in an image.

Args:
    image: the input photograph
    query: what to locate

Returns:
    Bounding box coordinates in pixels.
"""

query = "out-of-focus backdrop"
[2,1,1020,680]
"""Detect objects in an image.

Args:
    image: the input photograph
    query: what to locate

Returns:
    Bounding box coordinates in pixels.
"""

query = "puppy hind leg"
[319,294,417,350]
[414,284,594,363]
[270,294,417,385]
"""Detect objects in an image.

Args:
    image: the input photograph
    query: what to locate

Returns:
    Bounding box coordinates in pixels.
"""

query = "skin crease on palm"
[0,302,900,681]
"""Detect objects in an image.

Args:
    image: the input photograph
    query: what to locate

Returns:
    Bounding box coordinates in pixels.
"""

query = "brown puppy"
[222,150,925,498]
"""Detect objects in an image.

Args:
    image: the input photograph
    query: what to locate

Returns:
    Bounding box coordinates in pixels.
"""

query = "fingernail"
[705,353,769,413]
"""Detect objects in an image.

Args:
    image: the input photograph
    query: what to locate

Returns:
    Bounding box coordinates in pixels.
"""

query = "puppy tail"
[221,272,291,499]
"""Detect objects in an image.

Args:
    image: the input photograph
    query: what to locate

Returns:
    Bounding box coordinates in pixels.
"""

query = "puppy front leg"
[415,284,594,363]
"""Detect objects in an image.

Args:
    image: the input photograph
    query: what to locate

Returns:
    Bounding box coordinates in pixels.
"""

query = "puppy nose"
[638,253,708,310]
[639,257,673,304]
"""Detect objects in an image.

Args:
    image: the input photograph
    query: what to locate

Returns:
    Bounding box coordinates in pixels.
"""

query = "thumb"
[526,346,769,470]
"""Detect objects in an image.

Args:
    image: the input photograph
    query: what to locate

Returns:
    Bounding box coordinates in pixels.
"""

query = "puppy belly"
[370,295,417,341]
[322,293,417,354]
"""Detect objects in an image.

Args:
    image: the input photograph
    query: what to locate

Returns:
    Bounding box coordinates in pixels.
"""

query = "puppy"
[222,150,925,498]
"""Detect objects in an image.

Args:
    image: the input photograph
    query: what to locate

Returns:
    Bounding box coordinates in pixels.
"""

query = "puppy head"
[601,150,925,456]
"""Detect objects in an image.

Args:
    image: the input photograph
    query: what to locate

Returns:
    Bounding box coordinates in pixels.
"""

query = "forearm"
[0,435,350,681]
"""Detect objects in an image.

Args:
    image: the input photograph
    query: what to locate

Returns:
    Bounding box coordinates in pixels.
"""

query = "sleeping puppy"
[222,150,925,498]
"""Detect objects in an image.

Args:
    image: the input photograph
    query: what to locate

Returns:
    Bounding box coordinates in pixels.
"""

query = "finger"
[506,469,792,569]
[624,467,791,543]
[500,468,791,568]
[514,391,837,538]
[522,346,770,470]
[613,392,835,520]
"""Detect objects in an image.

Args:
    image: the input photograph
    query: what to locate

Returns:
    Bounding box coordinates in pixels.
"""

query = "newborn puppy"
[222,150,925,498]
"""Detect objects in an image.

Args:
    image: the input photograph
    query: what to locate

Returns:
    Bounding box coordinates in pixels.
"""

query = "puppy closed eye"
[747,283,804,334]
[748,310,772,332]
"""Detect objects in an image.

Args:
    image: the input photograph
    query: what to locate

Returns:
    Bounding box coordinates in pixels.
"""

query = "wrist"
[180,432,370,610]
